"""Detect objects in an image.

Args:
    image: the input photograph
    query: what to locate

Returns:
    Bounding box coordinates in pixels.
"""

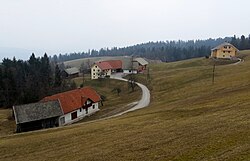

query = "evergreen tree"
[54,65,62,87]
[247,35,250,49]
[239,35,247,50]
[40,53,52,97]
[231,35,238,48]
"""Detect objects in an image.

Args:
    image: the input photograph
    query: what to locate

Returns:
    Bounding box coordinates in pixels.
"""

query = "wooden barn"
[134,58,148,72]
[13,100,63,133]
[62,67,80,78]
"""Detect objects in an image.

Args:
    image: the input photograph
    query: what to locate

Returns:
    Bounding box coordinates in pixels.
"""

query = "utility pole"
[212,63,215,85]
[129,55,135,92]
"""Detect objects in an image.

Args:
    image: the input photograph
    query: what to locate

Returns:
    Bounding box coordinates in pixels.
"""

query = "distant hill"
[51,37,232,63]
[63,56,161,71]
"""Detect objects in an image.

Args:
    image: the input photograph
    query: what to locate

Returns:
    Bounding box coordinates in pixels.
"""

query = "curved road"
[110,73,150,117]
[78,73,150,124]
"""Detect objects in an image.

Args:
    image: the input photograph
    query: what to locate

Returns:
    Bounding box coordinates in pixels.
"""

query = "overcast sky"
[0,0,250,60]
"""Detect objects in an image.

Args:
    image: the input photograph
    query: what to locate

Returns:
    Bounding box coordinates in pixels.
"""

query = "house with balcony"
[211,42,239,59]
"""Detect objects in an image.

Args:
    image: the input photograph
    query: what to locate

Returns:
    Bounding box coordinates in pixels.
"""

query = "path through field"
[110,73,150,117]
[73,73,150,125]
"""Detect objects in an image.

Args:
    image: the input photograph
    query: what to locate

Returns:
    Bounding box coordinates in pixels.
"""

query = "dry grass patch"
[0,109,15,136]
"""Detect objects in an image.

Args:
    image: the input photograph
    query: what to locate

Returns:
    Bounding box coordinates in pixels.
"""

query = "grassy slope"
[0,109,15,136]
[0,51,250,161]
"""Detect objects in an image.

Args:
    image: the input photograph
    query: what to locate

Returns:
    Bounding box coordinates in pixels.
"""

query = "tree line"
[231,35,250,50]
[0,53,76,108]
[50,35,250,63]
[50,37,234,62]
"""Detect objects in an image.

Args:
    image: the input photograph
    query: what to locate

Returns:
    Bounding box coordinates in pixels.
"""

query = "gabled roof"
[13,100,63,124]
[94,60,122,70]
[42,87,101,114]
[134,58,149,66]
[212,42,239,51]
[64,67,80,75]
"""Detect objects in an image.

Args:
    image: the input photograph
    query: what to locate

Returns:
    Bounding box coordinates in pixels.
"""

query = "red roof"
[42,87,101,114]
[96,60,122,70]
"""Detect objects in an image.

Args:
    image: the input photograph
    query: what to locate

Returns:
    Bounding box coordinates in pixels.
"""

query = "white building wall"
[59,102,100,126]
[91,65,102,79]
[106,69,112,76]
[123,69,138,74]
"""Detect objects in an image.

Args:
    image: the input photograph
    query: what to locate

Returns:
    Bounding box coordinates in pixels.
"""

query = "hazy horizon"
[1,0,250,60]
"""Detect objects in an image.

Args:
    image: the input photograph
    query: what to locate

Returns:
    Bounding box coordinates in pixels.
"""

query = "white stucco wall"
[59,102,99,126]
[123,69,138,74]
[91,65,102,79]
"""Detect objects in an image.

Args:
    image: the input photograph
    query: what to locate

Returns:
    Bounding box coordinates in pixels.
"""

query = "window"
[223,55,225,57]
[228,51,231,53]
[80,108,82,112]
[60,117,65,125]
[229,46,231,49]
[95,66,97,68]
[71,112,77,120]
[223,51,226,53]
[98,69,100,72]
[93,69,95,71]
[224,46,227,49]
[93,73,95,75]
[93,105,95,109]
[86,108,88,114]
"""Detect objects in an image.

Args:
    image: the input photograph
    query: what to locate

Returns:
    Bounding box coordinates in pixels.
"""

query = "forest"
[0,53,76,108]
[51,35,250,63]
[1,35,250,108]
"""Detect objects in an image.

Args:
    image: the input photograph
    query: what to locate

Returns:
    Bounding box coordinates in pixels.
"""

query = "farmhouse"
[42,87,101,125]
[211,42,239,59]
[13,87,101,132]
[62,67,80,78]
[91,60,122,79]
[13,100,63,133]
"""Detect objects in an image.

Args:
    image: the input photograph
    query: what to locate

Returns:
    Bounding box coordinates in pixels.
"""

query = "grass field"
[0,109,15,136]
[0,51,250,161]
[63,56,133,69]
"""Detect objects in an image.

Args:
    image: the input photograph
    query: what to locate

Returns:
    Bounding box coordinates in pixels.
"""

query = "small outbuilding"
[211,42,239,59]
[13,100,63,133]
[62,67,80,78]
[134,58,148,72]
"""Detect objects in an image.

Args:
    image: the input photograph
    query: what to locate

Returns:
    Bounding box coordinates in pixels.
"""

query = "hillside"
[0,51,250,161]
[63,56,133,70]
